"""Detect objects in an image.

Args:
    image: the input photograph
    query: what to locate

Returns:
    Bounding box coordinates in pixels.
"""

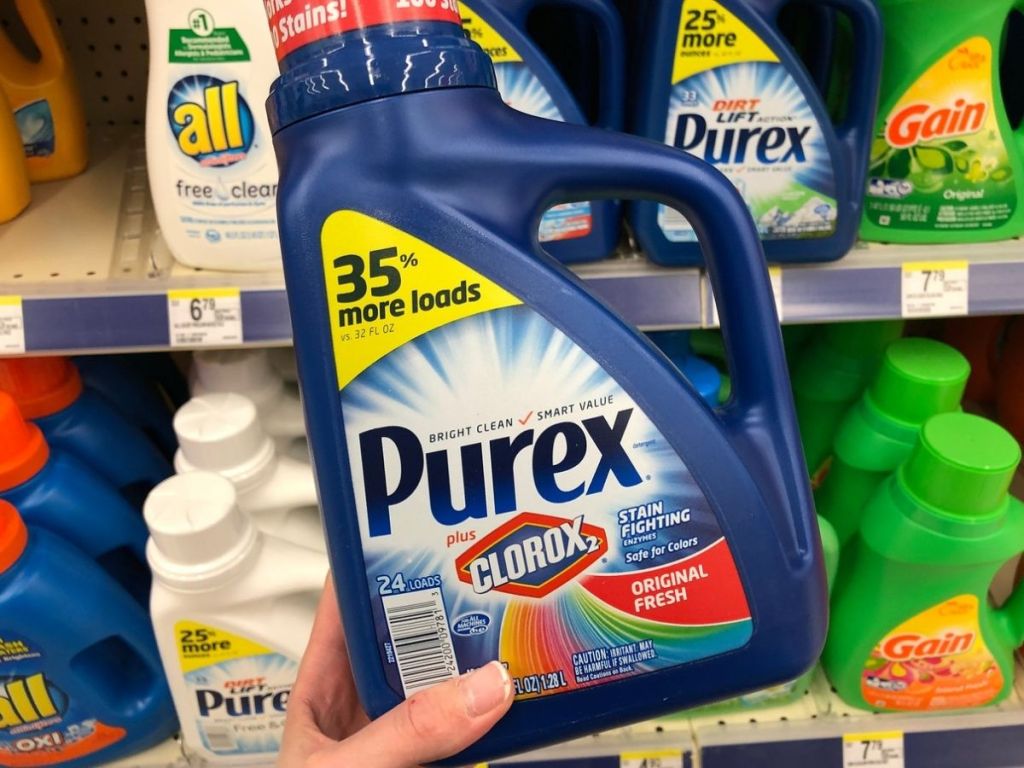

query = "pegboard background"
[0,0,148,128]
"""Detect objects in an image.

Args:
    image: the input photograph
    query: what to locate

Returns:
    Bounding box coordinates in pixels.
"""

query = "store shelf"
[101,736,184,768]
[3,132,1024,354]
[97,666,1024,767]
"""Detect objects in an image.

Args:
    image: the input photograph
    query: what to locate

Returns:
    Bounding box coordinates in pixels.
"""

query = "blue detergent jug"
[647,330,723,404]
[0,357,172,509]
[265,2,824,762]
[0,392,150,606]
[0,500,177,766]
[460,0,624,262]
[629,0,882,265]
[73,355,177,460]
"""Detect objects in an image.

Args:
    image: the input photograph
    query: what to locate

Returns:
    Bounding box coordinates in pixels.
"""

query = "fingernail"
[460,661,512,717]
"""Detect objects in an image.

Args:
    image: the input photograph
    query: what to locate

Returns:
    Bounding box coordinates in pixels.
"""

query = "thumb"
[310,661,514,768]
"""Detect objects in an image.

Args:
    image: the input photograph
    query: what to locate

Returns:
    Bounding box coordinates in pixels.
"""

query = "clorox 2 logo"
[168,75,255,167]
[456,512,608,597]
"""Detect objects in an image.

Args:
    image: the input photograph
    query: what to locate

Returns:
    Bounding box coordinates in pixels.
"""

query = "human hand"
[279,577,514,767]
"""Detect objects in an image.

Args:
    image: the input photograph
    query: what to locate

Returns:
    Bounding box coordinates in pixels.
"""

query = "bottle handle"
[740,0,882,198]
[995,500,1024,648]
[495,123,813,561]
[813,0,883,196]
[492,0,626,130]
[12,0,66,67]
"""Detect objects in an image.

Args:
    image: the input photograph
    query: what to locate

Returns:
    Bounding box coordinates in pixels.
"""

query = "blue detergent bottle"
[459,0,624,262]
[0,357,172,509]
[0,499,177,766]
[0,392,151,606]
[265,2,824,762]
[646,330,723,404]
[73,355,178,460]
[629,0,882,266]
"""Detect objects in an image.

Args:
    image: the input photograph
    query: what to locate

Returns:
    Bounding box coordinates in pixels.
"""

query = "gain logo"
[168,75,255,167]
[0,673,67,729]
[455,512,607,597]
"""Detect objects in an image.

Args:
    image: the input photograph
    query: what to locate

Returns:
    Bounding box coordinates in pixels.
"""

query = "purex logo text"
[360,408,643,537]
[674,114,811,165]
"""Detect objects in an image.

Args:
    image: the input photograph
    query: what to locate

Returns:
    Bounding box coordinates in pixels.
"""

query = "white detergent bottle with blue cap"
[145,1,281,271]
[145,471,327,766]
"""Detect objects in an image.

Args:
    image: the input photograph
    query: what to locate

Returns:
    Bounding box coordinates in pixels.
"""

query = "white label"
[168,288,242,347]
[709,267,782,326]
[621,749,684,768]
[843,730,905,768]
[901,261,968,318]
[0,297,25,354]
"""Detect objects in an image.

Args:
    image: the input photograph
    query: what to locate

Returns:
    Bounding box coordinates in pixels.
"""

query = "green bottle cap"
[869,338,969,425]
[825,320,906,357]
[903,413,1021,518]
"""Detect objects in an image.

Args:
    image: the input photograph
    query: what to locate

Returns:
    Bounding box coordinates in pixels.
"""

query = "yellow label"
[843,730,903,744]
[0,296,21,307]
[175,621,273,674]
[884,38,995,153]
[167,287,241,301]
[673,0,778,84]
[322,211,521,389]
[459,3,522,63]
[861,595,1004,711]
[620,749,684,768]
[902,260,968,275]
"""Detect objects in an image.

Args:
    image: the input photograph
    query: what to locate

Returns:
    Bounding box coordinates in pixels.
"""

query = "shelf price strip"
[708,266,782,326]
[901,260,968,318]
[0,296,25,354]
[167,288,243,347]
[842,729,904,768]
[620,748,683,768]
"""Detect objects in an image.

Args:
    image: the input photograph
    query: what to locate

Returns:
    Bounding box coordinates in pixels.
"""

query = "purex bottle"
[265,2,824,762]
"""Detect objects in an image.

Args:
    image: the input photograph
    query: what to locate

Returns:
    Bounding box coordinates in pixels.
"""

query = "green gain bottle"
[792,320,905,479]
[824,413,1024,712]
[660,515,840,719]
[816,337,970,546]
[861,0,1024,242]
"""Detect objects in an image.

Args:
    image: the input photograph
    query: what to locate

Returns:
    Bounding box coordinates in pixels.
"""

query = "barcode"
[382,588,458,696]
[202,725,237,752]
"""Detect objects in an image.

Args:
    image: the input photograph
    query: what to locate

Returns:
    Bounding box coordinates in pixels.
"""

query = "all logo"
[168,75,255,167]
[455,512,608,597]
[0,673,65,729]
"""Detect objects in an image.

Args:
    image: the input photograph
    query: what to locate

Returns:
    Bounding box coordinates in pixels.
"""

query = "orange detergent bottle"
[0,0,87,181]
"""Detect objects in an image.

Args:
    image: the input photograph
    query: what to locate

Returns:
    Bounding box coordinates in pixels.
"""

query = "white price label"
[843,730,905,768]
[901,260,968,318]
[168,288,243,347]
[620,749,683,768]
[709,267,782,326]
[0,296,26,354]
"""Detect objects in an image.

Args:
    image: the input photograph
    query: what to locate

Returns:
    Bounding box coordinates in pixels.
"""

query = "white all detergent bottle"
[145,471,326,766]
[145,2,281,271]
[173,392,325,552]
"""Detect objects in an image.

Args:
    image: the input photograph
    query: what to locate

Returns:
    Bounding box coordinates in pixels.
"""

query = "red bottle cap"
[0,391,49,490]
[0,500,28,573]
[264,0,464,61]
[0,356,83,419]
